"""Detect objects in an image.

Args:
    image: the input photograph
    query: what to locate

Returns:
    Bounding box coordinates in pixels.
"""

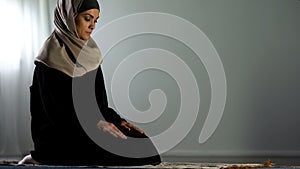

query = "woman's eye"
[84,17,91,22]
[94,20,98,24]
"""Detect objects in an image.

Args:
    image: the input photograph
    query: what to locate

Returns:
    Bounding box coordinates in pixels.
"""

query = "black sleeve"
[95,66,125,125]
[34,62,83,132]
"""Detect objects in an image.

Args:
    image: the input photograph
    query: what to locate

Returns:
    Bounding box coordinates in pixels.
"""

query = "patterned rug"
[1,160,299,169]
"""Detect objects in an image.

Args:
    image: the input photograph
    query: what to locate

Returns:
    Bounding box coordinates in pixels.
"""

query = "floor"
[1,156,300,169]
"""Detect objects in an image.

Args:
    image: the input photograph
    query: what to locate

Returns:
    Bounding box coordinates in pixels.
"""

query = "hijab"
[36,0,102,77]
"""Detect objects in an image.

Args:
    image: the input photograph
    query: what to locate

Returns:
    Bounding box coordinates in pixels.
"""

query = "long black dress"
[30,62,161,166]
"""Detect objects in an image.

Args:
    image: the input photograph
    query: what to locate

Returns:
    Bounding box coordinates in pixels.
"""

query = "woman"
[19,0,161,166]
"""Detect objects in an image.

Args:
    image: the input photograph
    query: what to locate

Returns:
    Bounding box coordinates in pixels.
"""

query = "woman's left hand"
[120,121,147,136]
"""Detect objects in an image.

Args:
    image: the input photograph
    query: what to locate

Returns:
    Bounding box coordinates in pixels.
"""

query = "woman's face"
[75,9,100,41]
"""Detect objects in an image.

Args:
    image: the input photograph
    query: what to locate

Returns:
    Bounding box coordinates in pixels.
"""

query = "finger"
[123,122,146,135]
[132,126,146,135]
[111,126,127,139]
[121,123,131,131]
[106,127,125,139]
[115,130,127,139]
[108,130,119,138]
[120,121,132,130]
[102,126,119,138]
[99,121,127,139]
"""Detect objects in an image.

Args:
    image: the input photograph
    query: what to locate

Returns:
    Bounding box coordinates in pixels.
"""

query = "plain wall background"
[96,0,300,158]
[13,0,300,164]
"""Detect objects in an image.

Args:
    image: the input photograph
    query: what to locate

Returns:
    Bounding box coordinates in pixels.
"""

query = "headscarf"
[36,0,102,77]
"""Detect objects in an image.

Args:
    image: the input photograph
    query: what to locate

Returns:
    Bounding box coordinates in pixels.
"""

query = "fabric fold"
[36,0,102,77]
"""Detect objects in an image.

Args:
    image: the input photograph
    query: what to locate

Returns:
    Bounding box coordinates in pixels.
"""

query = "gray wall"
[47,0,300,164]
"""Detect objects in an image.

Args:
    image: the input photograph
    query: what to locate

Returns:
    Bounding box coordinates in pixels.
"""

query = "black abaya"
[30,62,161,166]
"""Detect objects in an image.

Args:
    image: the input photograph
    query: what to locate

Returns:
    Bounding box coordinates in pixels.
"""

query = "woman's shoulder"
[34,61,72,80]
[34,61,101,80]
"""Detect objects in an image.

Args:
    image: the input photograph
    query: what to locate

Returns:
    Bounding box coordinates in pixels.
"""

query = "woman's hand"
[120,121,147,136]
[97,120,127,139]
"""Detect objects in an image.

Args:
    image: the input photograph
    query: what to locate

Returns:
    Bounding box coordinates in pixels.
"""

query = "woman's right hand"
[97,120,127,139]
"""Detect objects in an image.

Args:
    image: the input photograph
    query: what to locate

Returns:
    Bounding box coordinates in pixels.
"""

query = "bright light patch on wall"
[0,1,23,71]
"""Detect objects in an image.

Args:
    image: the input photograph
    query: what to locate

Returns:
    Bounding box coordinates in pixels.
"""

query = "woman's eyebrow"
[86,14,99,20]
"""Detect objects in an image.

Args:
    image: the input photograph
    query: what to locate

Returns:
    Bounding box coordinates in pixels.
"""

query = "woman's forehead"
[79,9,100,18]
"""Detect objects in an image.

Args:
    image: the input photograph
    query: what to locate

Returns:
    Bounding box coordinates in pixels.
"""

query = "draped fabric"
[36,0,102,78]
[0,0,53,157]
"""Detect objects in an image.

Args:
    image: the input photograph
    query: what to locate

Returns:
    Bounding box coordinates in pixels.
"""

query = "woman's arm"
[95,67,125,125]
[34,62,84,132]
[95,66,146,137]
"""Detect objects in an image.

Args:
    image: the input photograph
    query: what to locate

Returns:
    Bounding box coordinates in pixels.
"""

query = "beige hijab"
[36,0,102,77]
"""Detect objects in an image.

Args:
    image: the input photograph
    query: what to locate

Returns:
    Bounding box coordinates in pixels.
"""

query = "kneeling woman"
[20,0,161,166]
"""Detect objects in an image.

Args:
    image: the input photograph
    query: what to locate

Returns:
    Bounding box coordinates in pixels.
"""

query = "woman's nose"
[90,22,96,30]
